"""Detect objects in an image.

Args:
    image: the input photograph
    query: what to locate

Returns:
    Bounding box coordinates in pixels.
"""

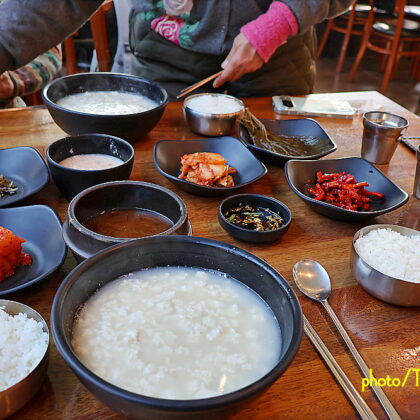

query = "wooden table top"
[2,91,419,420]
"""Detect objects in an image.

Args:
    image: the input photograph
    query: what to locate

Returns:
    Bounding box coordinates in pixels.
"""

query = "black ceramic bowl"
[62,181,190,261]
[218,194,292,243]
[238,118,337,166]
[51,235,302,420]
[284,157,409,221]
[46,134,134,200]
[42,72,168,142]
[0,205,67,295]
[0,147,49,207]
[153,137,267,196]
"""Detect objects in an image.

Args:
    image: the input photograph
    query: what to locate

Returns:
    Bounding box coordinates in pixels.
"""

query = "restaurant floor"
[315,56,420,114]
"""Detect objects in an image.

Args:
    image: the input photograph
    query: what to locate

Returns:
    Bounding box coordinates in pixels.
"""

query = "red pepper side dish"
[308,171,384,211]
[0,226,32,282]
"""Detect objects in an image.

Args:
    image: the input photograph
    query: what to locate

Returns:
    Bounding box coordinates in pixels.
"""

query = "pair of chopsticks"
[176,70,223,100]
[304,315,378,420]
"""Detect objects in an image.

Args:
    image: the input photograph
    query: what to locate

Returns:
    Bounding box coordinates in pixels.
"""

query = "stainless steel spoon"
[292,260,401,420]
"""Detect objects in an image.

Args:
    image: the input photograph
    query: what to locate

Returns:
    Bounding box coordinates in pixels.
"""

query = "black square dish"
[0,146,49,207]
[284,157,409,221]
[238,118,337,166]
[0,205,67,294]
[153,137,267,196]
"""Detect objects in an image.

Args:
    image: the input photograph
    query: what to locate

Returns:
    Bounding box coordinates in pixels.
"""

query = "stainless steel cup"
[414,145,420,199]
[361,111,409,164]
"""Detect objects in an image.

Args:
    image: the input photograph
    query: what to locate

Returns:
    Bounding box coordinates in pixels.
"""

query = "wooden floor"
[315,56,419,114]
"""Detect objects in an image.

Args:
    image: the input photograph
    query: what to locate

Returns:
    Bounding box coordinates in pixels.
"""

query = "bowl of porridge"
[42,72,169,142]
[51,235,302,420]
[46,133,135,200]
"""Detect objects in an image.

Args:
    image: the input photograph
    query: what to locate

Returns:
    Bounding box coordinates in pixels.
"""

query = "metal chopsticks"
[176,70,223,100]
[303,315,377,420]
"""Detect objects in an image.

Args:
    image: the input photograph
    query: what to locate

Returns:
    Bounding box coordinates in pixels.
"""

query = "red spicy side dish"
[0,226,32,282]
[308,171,384,211]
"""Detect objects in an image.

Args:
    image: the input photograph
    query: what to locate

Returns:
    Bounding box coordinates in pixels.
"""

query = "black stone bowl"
[284,157,409,221]
[218,194,292,243]
[46,134,134,200]
[51,235,302,420]
[62,181,190,262]
[153,137,267,197]
[42,73,168,142]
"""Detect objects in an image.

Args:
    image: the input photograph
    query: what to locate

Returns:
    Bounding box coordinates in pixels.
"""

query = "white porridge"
[72,267,281,400]
[57,91,157,115]
[186,94,244,114]
[59,153,124,170]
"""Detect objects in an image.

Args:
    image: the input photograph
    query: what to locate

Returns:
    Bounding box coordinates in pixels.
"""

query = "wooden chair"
[349,0,420,93]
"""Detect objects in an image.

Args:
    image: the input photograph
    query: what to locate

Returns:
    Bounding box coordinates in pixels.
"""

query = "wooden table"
[2,91,419,420]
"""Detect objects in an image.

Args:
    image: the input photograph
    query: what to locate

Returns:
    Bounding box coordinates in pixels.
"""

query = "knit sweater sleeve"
[0,0,103,73]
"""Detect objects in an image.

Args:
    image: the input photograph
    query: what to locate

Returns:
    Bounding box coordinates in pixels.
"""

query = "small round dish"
[46,133,135,200]
[351,224,420,306]
[218,194,292,243]
[183,93,244,136]
[0,299,49,419]
[63,181,190,261]
[0,205,67,295]
[0,147,49,208]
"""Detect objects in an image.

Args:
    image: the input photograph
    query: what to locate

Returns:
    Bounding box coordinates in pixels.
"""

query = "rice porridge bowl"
[72,266,281,400]
[186,94,244,115]
[56,91,157,115]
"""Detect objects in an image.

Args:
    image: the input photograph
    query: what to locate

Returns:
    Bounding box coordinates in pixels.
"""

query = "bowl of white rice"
[351,224,420,306]
[183,93,244,136]
[0,300,49,419]
[51,235,302,420]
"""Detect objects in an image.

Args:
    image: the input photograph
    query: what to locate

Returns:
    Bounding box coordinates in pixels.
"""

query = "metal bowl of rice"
[0,300,49,419]
[183,93,244,136]
[351,224,420,306]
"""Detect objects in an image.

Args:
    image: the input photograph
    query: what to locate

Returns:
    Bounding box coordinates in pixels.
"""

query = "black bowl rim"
[183,93,245,118]
[0,204,67,294]
[42,72,169,119]
[153,137,268,192]
[237,117,338,160]
[218,194,292,236]
[0,146,50,207]
[46,133,135,174]
[67,180,188,242]
[51,235,303,412]
[284,156,409,216]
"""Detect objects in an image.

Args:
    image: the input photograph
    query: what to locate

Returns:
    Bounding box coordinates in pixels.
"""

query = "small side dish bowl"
[284,157,408,221]
[238,118,337,166]
[46,133,135,200]
[153,136,267,196]
[351,224,420,306]
[218,194,292,243]
[62,181,190,261]
[0,147,49,208]
[51,235,302,420]
[183,93,244,136]
[0,299,49,419]
[0,205,67,295]
[42,72,168,142]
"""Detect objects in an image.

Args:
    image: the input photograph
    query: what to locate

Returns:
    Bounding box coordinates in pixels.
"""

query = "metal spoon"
[292,260,401,420]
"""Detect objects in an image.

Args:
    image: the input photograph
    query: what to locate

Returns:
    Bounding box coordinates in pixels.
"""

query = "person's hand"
[0,72,14,100]
[213,33,263,89]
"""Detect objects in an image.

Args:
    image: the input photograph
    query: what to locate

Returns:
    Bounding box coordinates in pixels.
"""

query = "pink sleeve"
[240,2,299,63]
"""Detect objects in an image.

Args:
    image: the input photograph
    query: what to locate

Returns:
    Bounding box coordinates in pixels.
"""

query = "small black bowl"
[51,235,302,420]
[42,72,168,142]
[62,181,190,261]
[46,133,134,200]
[0,205,67,295]
[284,157,409,221]
[238,118,337,166]
[218,194,292,243]
[0,147,49,208]
[153,137,267,196]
